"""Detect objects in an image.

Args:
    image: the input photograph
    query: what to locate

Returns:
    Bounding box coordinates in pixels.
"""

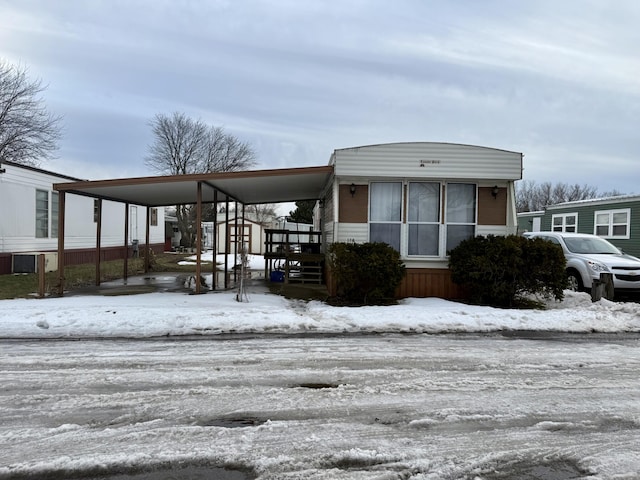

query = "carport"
[53,165,333,295]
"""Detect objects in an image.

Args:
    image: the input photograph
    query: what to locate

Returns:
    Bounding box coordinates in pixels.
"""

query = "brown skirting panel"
[0,244,165,275]
[0,253,11,275]
[396,268,468,300]
[324,264,468,301]
[63,244,165,266]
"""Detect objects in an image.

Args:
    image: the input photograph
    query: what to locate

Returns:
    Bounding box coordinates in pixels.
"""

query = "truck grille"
[615,274,640,282]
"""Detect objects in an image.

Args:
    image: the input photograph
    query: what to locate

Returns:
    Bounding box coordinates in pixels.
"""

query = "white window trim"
[551,212,578,233]
[594,208,631,239]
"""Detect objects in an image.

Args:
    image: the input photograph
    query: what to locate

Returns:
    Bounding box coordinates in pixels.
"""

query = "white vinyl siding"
[594,208,630,239]
[552,213,578,233]
[332,142,522,180]
[334,223,368,244]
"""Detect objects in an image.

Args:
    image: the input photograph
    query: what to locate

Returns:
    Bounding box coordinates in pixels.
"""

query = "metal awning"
[54,165,334,206]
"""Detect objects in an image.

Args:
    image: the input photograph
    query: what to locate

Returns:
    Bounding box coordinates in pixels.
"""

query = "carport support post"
[123,203,129,280]
[241,202,246,271]
[224,197,229,289]
[95,198,102,286]
[144,207,151,273]
[212,190,218,290]
[56,191,66,296]
[233,202,238,284]
[195,182,203,294]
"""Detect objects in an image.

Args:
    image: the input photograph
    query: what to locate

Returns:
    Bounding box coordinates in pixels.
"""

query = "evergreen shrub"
[448,235,567,307]
[328,242,406,305]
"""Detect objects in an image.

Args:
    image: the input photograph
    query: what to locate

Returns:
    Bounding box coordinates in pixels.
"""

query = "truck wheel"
[567,270,584,292]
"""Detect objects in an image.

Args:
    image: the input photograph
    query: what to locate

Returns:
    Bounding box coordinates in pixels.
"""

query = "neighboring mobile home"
[0,160,165,275]
[517,195,640,257]
[319,142,523,299]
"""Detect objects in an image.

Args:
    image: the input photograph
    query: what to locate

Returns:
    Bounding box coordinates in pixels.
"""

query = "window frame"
[551,213,578,233]
[368,181,403,252]
[35,189,49,238]
[594,208,631,239]
[406,181,442,257]
[444,182,477,254]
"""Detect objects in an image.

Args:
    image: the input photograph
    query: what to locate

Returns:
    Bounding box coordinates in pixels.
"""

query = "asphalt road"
[2,333,640,479]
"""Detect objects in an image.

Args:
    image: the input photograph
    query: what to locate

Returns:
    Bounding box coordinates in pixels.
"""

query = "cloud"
[0,0,638,194]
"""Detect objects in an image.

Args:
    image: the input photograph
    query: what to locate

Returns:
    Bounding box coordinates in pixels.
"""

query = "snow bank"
[1,288,639,339]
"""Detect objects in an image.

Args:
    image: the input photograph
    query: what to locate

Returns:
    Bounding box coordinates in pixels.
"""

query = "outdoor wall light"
[491,185,499,198]
[350,183,356,197]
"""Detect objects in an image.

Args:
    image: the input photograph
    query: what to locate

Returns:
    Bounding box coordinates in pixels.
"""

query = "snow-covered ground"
[1,285,640,339]
[2,255,640,478]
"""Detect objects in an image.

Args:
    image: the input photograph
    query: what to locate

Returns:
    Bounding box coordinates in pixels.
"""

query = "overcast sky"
[1,0,638,194]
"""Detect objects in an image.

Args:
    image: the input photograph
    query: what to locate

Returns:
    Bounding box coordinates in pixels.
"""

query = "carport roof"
[53,165,334,207]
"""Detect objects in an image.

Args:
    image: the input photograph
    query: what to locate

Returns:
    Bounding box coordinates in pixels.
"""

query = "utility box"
[12,253,58,273]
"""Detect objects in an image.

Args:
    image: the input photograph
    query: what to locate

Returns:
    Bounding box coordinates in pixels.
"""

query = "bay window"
[368,180,477,257]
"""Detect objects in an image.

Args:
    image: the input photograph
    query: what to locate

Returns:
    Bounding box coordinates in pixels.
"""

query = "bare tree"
[145,112,257,247]
[245,203,277,226]
[204,126,257,173]
[0,60,62,166]
[145,112,208,175]
[516,180,622,212]
[145,112,256,175]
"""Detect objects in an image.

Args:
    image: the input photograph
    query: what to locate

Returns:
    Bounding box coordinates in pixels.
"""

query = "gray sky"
[1,0,638,194]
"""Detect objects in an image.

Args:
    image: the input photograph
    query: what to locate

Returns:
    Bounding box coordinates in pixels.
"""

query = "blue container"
[270,270,285,283]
